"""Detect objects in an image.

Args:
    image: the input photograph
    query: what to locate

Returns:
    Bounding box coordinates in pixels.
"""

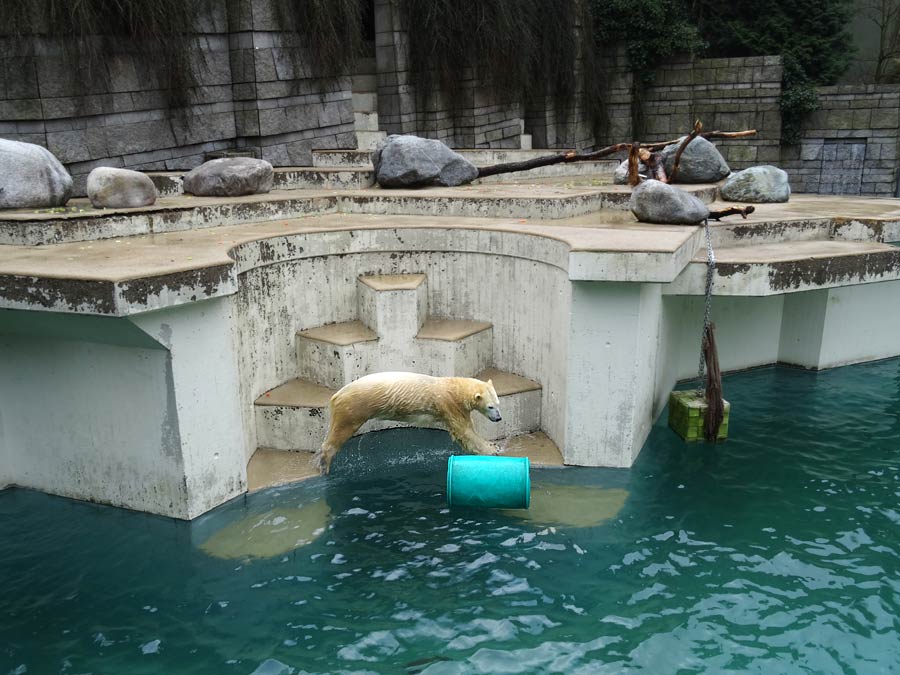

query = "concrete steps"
[254,271,546,453]
[149,167,375,196]
[254,369,542,452]
[295,320,379,389]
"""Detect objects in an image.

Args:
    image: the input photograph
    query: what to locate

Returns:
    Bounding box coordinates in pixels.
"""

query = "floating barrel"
[446,455,530,509]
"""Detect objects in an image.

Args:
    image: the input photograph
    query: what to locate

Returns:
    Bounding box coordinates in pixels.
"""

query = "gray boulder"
[661,136,730,183]
[630,180,710,225]
[613,159,648,185]
[87,167,158,209]
[182,157,274,197]
[0,139,73,209]
[720,165,790,203]
[372,135,478,188]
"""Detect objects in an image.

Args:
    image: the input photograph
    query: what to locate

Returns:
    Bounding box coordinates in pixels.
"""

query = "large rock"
[87,167,158,209]
[0,139,73,209]
[372,135,478,188]
[182,158,274,197]
[661,136,731,183]
[630,180,710,225]
[720,165,791,203]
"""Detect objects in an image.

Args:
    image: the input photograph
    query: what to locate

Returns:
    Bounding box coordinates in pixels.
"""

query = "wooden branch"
[475,143,630,178]
[473,122,757,181]
[644,129,757,152]
[668,119,703,183]
[627,142,641,186]
[708,205,755,221]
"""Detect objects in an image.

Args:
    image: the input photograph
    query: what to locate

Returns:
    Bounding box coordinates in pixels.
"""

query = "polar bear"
[315,372,502,474]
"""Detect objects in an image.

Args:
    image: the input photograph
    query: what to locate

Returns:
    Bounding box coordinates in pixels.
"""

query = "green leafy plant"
[689,0,854,143]
[591,0,704,137]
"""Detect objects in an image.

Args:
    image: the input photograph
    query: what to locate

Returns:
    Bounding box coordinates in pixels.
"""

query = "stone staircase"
[352,56,387,151]
[254,273,543,454]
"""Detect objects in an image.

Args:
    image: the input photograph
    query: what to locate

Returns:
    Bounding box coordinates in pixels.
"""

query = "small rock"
[0,138,73,209]
[182,157,274,197]
[720,165,791,203]
[613,159,648,185]
[372,135,478,188]
[661,136,731,183]
[630,180,710,225]
[87,167,158,208]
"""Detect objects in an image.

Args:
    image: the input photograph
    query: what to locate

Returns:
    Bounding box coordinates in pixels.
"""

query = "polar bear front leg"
[451,420,499,456]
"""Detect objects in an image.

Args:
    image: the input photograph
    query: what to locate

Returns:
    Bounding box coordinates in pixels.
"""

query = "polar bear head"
[473,379,502,422]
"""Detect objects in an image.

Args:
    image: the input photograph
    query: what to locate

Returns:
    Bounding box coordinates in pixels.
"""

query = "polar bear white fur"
[315,372,502,473]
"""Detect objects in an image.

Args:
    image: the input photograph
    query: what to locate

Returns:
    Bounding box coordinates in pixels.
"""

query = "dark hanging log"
[708,205,756,221]
[702,322,725,443]
[627,142,642,186]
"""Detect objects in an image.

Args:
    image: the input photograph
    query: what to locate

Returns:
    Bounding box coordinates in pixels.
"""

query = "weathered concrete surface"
[669,239,900,295]
[0,182,719,246]
[5,186,900,518]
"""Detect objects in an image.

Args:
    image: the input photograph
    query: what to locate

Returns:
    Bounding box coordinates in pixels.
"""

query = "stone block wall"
[373,0,530,149]
[0,0,355,194]
[227,0,355,165]
[780,85,900,196]
[602,54,783,172]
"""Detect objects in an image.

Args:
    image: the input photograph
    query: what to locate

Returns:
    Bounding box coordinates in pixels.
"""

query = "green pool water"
[3,361,900,674]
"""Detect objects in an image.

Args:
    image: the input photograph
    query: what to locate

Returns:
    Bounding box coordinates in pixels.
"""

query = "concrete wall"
[234,239,572,459]
[0,0,355,194]
[0,299,246,519]
[372,0,528,149]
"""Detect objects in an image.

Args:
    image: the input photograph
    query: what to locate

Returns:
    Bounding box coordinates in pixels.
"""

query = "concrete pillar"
[780,280,900,369]
[131,297,247,519]
[0,309,191,516]
[564,282,662,467]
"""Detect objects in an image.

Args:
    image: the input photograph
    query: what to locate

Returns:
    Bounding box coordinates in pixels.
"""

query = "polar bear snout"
[486,406,502,422]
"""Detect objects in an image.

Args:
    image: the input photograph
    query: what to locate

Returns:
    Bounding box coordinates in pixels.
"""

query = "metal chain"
[698,218,716,384]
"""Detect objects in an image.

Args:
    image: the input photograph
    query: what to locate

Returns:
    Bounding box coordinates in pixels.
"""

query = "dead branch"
[708,205,756,221]
[669,119,703,183]
[474,122,757,181]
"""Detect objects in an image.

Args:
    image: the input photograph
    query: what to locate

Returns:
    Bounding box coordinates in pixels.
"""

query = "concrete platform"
[0,182,718,246]
[5,176,900,519]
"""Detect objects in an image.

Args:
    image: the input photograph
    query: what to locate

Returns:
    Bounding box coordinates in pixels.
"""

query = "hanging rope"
[698,218,725,442]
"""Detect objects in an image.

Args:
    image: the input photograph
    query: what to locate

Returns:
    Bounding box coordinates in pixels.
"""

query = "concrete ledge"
[359,273,426,290]
[0,192,339,246]
[297,320,378,346]
[668,240,900,295]
[417,318,492,341]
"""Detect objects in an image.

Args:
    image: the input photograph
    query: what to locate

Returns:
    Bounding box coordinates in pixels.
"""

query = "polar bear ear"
[474,391,483,401]
[486,379,494,389]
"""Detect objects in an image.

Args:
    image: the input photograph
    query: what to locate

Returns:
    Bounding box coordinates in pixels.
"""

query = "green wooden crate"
[668,390,730,442]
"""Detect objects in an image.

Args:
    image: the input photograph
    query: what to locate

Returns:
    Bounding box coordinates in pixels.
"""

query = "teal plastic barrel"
[446,456,530,509]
